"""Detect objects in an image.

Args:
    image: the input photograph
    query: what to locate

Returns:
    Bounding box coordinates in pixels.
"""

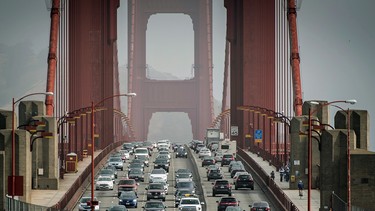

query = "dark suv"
[216,197,240,211]
[221,154,235,166]
[202,156,215,167]
[212,179,232,196]
[235,174,254,190]
[146,183,166,201]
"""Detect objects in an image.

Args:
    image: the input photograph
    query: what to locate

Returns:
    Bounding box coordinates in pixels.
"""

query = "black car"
[202,156,215,167]
[175,181,196,195]
[221,154,235,166]
[176,148,188,158]
[146,183,166,201]
[235,174,254,190]
[212,179,232,197]
[154,158,170,172]
[142,201,167,211]
[249,201,270,211]
[207,169,223,181]
[128,168,145,182]
[217,197,239,211]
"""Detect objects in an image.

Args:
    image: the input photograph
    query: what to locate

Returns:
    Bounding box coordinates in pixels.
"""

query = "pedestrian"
[279,167,284,182]
[298,180,304,198]
[270,171,275,180]
[284,167,290,182]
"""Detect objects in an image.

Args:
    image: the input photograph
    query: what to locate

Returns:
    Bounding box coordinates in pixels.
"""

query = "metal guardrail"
[236,147,300,211]
[6,141,125,211]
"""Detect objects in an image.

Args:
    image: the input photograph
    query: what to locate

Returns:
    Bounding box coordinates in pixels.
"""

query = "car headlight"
[132,199,137,202]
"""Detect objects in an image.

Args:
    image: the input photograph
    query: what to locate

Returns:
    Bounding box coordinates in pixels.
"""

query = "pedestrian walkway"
[29,150,103,208]
[244,150,320,211]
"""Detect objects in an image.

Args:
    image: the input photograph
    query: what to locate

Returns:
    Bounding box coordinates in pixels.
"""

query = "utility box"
[65,152,78,173]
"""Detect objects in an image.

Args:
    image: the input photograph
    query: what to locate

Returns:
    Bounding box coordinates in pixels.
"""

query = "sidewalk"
[29,150,103,208]
[244,151,320,211]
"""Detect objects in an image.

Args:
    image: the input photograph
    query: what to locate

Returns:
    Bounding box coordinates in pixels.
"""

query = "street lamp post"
[90,93,136,210]
[307,99,356,211]
[10,92,53,199]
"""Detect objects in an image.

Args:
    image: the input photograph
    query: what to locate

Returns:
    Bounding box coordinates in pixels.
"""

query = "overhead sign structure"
[231,126,238,136]
[254,129,263,143]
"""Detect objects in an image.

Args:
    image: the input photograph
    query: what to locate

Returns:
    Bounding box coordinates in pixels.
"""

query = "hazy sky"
[0,0,374,150]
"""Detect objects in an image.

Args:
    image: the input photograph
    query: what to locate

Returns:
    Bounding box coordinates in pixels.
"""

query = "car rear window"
[223,154,233,158]
[215,180,229,184]
[118,179,135,185]
[221,197,237,202]
[238,175,252,180]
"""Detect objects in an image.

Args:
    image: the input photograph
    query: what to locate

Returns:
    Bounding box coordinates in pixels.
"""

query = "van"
[134,148,149,159]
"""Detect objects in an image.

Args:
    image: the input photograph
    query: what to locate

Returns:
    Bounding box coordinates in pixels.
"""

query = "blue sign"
[255,129,263,142]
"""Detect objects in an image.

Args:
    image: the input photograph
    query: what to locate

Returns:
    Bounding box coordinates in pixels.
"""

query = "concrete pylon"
[320,129,357,210]
[0,129,32,205]
[0,110,14,130]
[18,101,45,127]
[302,100,329,125]
[290,115,320,190]
[31,116,59,190]
[335,110,369,150]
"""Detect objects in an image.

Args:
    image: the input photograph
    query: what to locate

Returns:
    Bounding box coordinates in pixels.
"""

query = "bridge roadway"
[71,146,272,210]
[30,144,320,210]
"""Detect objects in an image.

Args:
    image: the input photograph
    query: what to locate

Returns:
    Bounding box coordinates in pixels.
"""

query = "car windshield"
[129,163,142,168]
[157,155,169,159]
[135,149,148,154]
[118,180,135,185]
[129,169,142,174]
[177,173,191,178]
[210,170,220,173]
[80,197,97,203]
[181,199,199,204]
[131,159,143,164]
[98,177,112,181]
[109,157,122,162]
[151,169,166,174]
[149,183,163,189]
[176,169,191,174]
[223,154,233,158]
[154,159,167,163]
[144,202,165,208]
[120,191,136,198]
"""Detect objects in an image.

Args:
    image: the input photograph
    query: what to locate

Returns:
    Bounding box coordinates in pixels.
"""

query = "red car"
[216,197,240,211]
[117,179,139,197]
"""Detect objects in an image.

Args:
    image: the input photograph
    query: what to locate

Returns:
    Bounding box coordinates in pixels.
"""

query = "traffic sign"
[231,126,238,136]
[254,129,262,143]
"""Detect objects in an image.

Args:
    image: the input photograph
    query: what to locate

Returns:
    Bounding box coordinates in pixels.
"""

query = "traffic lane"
[190,149,272,211]
[73,147,200,210]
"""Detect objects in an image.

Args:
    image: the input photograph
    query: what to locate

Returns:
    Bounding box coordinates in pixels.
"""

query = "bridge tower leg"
[225,0,276,148]
[128,0,214,141]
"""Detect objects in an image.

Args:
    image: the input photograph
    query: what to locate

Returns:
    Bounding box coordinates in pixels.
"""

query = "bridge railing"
[50,140,124,210]
[236,147,299,211]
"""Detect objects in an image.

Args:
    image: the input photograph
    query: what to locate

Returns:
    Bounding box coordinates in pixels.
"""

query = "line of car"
[188,140,271,211]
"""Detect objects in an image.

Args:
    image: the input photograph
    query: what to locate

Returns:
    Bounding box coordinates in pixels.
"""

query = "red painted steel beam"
[287,0,303,116]
[45,0,60,116]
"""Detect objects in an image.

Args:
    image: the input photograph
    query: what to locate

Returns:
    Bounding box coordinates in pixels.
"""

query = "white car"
[95,176,114,190]
[78,196,100,211]
[158,151,171,159]
[119,150,130,161]
[175,173,193,183]
[198,148,211,158]
[178,197,204,211]
[149,168,168,183]
[108,157,124,171]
